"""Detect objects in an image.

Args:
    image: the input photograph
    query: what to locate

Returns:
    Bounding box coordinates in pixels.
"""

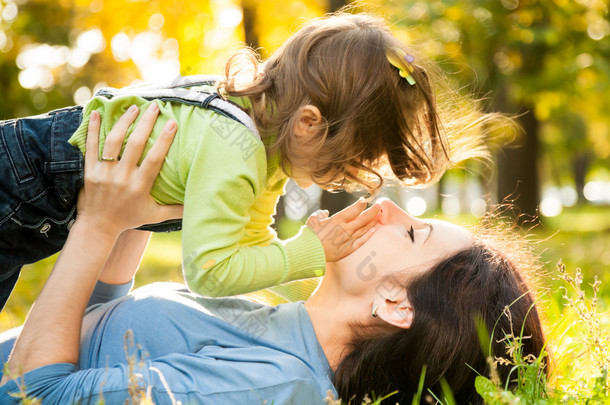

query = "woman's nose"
[376,198,422,227]
[376,199,402,225]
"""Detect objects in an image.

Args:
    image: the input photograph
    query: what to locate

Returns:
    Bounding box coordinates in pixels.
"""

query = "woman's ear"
[373,296,414,329]
[294,105,322,141]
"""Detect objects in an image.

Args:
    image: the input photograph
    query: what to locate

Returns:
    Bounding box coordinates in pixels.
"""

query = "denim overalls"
[0,75,258,311]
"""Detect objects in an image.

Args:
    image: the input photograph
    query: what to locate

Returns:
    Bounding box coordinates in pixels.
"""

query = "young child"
[0,13,491,310]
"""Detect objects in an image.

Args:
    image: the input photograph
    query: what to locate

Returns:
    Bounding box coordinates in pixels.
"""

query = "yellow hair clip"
[386,47,416,86]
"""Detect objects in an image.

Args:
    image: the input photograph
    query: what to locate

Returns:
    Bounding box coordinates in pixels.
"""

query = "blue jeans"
[0,106,181,311]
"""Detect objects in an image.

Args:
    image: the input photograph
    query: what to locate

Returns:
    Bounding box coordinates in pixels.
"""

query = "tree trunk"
[572,153,591,205]
[497,108,540,221]
[241,1,259,50]
[329,0,347,12]
[320,191,358,216]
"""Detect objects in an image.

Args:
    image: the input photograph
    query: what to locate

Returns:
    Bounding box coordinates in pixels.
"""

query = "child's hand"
[306,199,380,262]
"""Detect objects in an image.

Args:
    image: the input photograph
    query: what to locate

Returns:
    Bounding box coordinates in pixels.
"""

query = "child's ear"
[294,105,322,141]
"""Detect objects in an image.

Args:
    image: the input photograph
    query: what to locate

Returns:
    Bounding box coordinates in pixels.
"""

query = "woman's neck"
[304,273,369,371]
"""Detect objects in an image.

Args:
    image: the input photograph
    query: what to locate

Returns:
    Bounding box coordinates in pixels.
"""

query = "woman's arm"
[1,104,181,384]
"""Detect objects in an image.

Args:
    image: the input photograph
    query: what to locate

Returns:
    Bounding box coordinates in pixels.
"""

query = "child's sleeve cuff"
[278,226,326,282]
[87,279,134,307]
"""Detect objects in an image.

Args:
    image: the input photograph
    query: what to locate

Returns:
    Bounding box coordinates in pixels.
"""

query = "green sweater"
[68,92,326,300]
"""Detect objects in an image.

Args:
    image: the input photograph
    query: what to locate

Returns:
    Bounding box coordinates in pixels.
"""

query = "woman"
[0,109,546,404]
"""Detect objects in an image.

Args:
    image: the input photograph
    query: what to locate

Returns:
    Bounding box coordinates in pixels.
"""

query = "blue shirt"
[0,282,336,404]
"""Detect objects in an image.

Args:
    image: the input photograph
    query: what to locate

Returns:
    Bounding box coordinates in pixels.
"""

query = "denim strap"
[93,76,260,140]
[110,74,221,91]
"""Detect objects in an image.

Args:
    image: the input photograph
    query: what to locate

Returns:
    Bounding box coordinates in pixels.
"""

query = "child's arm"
[87,229,152,306]
[97,229,151,285]
[179,123,326,297]
[180,119,379,298]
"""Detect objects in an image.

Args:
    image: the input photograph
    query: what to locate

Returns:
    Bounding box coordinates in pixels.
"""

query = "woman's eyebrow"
[423,223,433,243]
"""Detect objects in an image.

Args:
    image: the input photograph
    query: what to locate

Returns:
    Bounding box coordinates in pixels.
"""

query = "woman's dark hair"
[333,243,547,404]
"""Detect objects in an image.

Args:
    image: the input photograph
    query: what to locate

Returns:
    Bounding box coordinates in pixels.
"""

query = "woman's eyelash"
[406,225,415,242]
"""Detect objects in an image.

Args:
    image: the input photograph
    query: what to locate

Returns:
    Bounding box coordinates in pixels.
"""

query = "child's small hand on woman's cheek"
[306,199,379,262]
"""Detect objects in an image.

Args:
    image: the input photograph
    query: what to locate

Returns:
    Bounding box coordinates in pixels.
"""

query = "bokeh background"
[0,0,608,399]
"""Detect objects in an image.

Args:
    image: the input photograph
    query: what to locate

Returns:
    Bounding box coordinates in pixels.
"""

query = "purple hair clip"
[386,47,416,85]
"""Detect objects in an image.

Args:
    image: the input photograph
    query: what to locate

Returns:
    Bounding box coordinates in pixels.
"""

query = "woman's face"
[331,199,472,295]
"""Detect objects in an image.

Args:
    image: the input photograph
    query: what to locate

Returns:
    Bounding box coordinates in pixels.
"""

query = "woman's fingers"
[101,104,140,159]
[139,120,177,184]
[78,106,179,232]
[84,111,101,173]
[120,103,161,166]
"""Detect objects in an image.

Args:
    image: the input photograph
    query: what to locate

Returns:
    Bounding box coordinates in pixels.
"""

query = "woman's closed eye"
[405,225,415,242]
[403,223,433,243]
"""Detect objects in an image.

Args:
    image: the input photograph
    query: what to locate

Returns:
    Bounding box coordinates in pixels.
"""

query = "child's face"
[290,165,316,189]
[290,165,360,190]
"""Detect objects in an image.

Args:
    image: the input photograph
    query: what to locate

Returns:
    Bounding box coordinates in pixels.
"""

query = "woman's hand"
[1,105,182,385]
[306,199,380,262]
[76,103,182,236]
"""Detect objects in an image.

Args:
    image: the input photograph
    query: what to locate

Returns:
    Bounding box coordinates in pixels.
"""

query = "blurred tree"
[241,0,260,50]
[374,0,610,217]
[0,0,245,120]
[0,1,76,118]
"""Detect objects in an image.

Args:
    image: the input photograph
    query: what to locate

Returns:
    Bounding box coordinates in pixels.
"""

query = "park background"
[0,0,608,402]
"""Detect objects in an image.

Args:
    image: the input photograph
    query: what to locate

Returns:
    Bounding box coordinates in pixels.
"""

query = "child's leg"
[0,106,84,311]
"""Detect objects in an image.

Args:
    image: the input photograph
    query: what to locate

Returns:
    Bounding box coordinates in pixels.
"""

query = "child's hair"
[218,12,511,193]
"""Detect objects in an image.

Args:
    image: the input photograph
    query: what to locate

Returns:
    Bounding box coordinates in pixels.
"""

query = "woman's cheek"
[354,248,379,282]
